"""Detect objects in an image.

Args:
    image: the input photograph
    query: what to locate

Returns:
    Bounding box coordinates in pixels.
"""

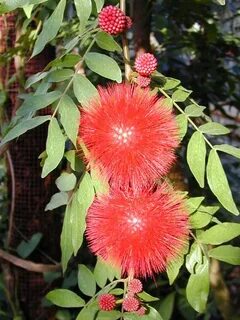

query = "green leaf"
[175,114,188,140]
[65,150,85,172]
[17,91,62,116]
[208,245,240,265]
[91,167,110,196]
[73,74,99,108]
[76,307,97,320]
[138,291,159,302]
[172,89,191,102]
[56,173,77,192]
[190,211,213,229]
[0,0,46,12]
[94,258,108,288]
[142,307,163,320]
[96,32,122,52]
[25,71,49,88]
[162,78,181,90]
[197,205,219,216]
[199,122,230,135]
[158,292,175,320]
[97,311,122,320]
[187,131,206,188]
[207,150,239,215]
[77,172,95,212]
[0,116,51,146]
[186,259,209,313]
[42,118,66,178]
[45,192,68,211]
[186,243,203,274]
[74,0,92,32]
[167,243,189,284]
[162,97,173,109]
[58,95,80,146]
[60,205,73,272]
[110,288,124,295]
[214,144,240,159]
[85,53,122,83]
[71,194,85,255]
[198,222,240,245]
[46,289,85,307]
[186,197,205,214]
[78,264,96,296]
[94,0,104,12]
[17,233,42,258]
[48,69,74,82]
[185,104,205,117]
[32,0,66,57]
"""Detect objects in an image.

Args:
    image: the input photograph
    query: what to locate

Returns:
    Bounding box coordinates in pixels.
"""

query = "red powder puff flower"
[135,53,158,76]
[128,279,143,294]
[122,297,140,312]
[86,183,189,278]
[99,6,131,35]
[79,84,179,190]
[98,294,116,311]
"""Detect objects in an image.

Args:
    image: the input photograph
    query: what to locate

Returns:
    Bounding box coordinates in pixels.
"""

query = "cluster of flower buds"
[99,5,132,35]
[98,279,146,315]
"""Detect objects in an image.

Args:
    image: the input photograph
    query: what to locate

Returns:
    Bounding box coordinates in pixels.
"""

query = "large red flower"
[86,184,189,278]
[79,84,179,190]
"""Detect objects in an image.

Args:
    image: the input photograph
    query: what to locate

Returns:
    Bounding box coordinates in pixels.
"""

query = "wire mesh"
[0,13,60,320]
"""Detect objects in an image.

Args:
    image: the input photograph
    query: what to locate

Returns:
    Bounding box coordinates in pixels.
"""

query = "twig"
[0,249,61,273]
[120,0,132,81]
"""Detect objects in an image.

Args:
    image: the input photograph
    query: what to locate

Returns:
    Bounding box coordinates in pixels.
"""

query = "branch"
[120,0,132,80]
[0,249,61,273]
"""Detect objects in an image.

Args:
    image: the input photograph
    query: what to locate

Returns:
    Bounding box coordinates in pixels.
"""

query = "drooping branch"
[0,249,61,273]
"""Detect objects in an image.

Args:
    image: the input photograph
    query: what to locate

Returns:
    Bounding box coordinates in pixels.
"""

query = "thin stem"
[120,0,132,80]
[159,87,214,149]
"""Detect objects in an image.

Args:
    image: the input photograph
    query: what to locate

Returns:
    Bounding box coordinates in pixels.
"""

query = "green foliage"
[78,264,96,297]
[17,233,42,258]
[56,173,77,192]
[75,0,92,32]
[198,222,240,245]
[73,74,99,107]
[0,116,51,146]
[186,258,209,313]
[45,192,68,211]
[46,289,85,307]
[208,245,240,265]
[32,0,66,57]
[85,53,122,82]
[96,32,122,52]
[207,150,239,215]
[42,118,66,178]
[187,131,206,187]
[58,95,80,146]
